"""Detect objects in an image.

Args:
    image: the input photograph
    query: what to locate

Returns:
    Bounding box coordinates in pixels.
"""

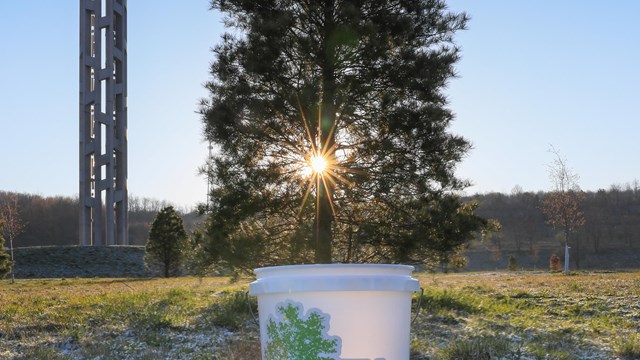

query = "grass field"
[1,272,639,359]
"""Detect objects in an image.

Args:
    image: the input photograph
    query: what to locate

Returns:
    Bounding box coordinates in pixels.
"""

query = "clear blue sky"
[447,0,640,195]
[1,1,638,208]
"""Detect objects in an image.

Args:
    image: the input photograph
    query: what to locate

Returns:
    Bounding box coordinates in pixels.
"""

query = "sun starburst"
[293,98,356,223]
[310,155,327,174]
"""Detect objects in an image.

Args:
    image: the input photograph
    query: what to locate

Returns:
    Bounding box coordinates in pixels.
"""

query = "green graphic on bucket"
[265,301,341,360]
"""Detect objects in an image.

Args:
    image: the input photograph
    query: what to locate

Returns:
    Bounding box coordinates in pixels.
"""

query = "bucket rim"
[254,263,415,275]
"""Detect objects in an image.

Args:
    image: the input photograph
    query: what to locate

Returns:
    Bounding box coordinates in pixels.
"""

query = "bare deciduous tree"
[542,146,586,273]
[1,195,26,283]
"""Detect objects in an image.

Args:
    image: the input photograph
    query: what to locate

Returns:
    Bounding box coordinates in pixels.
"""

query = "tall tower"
[79,0,128,246]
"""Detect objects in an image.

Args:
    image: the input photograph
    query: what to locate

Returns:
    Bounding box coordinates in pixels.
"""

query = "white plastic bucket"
[249,264,420,360]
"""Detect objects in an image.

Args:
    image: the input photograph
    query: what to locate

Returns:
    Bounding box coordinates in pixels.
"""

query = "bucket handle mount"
[412,287,425,325]
[246,291,259,327]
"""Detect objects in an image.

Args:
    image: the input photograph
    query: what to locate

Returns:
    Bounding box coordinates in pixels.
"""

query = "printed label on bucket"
[264,300,385,360]
[265,300,341,360]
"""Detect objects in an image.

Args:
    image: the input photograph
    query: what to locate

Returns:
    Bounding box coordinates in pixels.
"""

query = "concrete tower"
[79,0,128,245]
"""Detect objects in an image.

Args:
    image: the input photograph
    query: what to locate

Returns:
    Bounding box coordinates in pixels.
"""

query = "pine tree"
[200,0,486,272]
[145,206,188,278]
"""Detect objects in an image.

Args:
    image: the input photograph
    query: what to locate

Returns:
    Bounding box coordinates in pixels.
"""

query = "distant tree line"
[3,184,639,271]
[0,191,199,247]
[471,181,640,269]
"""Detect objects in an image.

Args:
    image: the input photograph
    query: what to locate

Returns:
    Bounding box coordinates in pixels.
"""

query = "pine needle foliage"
[200,0,486,272]
[0,219,12,279]
[145,206,189,278]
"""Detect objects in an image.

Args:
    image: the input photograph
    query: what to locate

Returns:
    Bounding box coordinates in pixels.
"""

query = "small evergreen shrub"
[0,221,12,279]
[145,206,188,278]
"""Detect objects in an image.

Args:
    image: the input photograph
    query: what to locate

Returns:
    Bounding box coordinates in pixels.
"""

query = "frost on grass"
[1,327,253,360]
[409,272,640,360]
[2,274,639,359]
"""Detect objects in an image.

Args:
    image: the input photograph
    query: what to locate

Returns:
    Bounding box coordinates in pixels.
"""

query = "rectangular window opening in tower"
[114,13,123,50]
[101,28,107,70]
[90,12,96,58]
[114,59,123,84]
[87,67,95,92]
[101,79,106,115]
[90,104,96,139]
[101,123,107,156]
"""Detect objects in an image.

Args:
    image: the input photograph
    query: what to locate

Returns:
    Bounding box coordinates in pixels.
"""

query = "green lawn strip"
[0,278,258,359]
[2,273,639,359]
[411,272,640,359]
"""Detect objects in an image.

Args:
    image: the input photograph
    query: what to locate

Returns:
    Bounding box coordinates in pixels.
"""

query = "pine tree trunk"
[315,0,336,264]
[316,181,333,263]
